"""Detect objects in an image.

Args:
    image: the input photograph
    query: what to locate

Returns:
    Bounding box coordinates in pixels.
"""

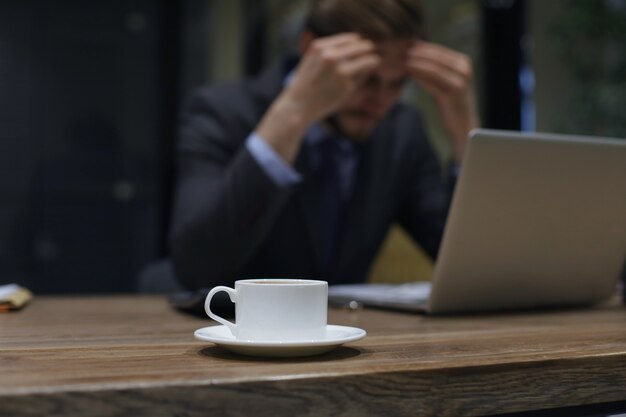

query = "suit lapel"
[296,131,383,279]
[332,141,375,278]
[293,147,326,274]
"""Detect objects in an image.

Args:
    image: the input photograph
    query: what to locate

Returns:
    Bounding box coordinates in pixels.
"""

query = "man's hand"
[286,33,380,122]
[407,40,479,164]
[256,33,380,164]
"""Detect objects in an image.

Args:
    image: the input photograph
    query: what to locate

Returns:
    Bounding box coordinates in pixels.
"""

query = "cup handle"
[204,286,237,334]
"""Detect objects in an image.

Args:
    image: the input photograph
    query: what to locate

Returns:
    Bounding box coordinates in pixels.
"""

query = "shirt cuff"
[245,133,302,187]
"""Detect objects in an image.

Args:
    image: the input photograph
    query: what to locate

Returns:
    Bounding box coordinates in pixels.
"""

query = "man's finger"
[312,36,376,67]
[339,54,381,82]
[408,57,468,95]
[331,38,376,61]
[310,32,364,51]
[408,41,473,81]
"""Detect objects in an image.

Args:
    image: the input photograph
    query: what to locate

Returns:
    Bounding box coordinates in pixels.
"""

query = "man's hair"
[304,0,424,40]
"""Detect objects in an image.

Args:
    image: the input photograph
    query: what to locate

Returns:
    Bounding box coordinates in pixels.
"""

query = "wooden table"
[1,296,626,417]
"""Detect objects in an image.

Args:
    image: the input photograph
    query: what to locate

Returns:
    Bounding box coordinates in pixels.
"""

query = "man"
[170,0,479,290]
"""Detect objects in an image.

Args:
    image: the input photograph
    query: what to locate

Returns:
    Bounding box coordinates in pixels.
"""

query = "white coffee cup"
[204,279,328,341]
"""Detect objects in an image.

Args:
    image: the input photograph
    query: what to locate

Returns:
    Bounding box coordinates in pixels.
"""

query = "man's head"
[303,0,423,40]
[301,0,424,141]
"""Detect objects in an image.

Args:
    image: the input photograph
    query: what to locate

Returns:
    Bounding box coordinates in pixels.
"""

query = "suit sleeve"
[169,87,295,289]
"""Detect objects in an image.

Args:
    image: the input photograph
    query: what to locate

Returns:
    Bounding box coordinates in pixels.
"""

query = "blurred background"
[0,0,624,294]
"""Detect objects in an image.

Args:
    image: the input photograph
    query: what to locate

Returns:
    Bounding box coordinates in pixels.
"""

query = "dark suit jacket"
[170,58,451,290]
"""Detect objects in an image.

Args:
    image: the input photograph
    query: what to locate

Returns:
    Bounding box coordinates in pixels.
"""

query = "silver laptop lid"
[429,129,626,314]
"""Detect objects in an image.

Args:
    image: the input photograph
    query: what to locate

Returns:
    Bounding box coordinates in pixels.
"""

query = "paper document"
[0,284,20,299]
[0,283,33,311]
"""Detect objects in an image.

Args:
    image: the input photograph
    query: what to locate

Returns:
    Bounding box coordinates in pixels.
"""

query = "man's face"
[329,39,411,141]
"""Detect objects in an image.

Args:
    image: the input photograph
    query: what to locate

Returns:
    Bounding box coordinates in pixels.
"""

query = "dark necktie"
[317,139,342,271]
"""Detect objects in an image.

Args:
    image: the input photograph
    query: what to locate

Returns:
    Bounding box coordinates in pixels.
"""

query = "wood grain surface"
[1,295,625,416]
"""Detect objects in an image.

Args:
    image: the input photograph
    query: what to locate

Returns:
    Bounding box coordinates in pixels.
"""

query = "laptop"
[329,129,626,314]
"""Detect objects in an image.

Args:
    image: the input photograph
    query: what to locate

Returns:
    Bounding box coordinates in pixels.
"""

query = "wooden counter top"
[1,295,625,416]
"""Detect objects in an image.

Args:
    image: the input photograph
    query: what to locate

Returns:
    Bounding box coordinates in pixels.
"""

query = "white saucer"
[194,324,366,358]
